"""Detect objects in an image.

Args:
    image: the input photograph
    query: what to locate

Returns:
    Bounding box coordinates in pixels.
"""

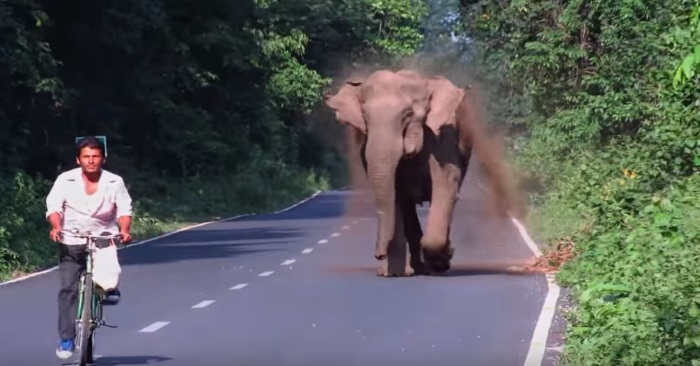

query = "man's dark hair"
[76,136,105,157]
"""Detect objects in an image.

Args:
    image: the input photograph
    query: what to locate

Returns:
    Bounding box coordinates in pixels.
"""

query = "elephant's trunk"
[365,133,402,260]
[403,120,424,156]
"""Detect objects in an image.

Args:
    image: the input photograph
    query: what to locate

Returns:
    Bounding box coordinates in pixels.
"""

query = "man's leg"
[56,243,87,359]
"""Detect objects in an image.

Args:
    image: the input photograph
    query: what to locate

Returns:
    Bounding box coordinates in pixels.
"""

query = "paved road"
[0,169,548,366]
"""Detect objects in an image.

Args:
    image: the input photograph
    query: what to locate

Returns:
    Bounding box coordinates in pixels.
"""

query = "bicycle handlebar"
[59,230,123,241]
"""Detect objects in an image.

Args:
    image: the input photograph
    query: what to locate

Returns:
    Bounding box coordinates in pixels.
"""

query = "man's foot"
[102,288,121,305]
[56,339,74,359]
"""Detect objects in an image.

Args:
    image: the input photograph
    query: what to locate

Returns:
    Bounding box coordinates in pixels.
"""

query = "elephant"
[324,69,479,277]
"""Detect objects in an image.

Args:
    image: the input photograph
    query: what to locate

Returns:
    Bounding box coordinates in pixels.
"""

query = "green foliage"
[458,0,700,364]
[367,0,429,56]
[0,0,429,281]
[0,172,53,278]
[673,6,700,87]
[260,29,330,113]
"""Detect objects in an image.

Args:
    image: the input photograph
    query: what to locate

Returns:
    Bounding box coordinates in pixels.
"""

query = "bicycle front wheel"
[76,274,94,366]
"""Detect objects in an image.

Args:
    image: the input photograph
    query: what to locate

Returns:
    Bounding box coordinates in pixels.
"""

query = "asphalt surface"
[0,169,548,366]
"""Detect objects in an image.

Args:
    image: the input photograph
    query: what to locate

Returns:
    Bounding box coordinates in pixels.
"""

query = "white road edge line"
[302,248,313,254]
[191,300,215,309]
[281,259,296,266]
[274,191,323,214]
[523,272,561,366]
[0,190,325,287]
[258,271,274,277]
[513,216,561,366]
[139,321,170,333]
[230,283,248,290]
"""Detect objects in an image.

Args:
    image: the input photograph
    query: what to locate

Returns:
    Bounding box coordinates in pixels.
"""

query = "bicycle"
[60,229,125,366]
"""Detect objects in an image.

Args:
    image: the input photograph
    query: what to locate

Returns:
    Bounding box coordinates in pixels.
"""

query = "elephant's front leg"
[421,155,461,274]
[377,202,414,277]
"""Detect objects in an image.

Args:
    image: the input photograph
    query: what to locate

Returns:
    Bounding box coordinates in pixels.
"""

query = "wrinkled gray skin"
[324,69,474,276]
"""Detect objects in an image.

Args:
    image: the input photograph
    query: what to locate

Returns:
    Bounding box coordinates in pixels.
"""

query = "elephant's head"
[324,70,430,261]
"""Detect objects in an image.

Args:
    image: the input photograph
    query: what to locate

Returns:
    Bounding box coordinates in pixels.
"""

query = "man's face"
[76,147,104,174]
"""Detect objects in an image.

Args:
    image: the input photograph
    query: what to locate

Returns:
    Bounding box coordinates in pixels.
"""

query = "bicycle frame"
[60,229,122,365]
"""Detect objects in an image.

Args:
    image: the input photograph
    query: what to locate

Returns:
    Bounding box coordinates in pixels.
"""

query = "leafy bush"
[0,172,53,278]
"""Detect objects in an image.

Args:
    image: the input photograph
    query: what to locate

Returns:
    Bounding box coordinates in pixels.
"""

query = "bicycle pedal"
[102,323,118,328]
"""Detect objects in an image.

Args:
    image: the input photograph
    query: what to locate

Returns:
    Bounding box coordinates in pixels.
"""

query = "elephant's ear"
[324,81,367,135]
[425,76,465,137]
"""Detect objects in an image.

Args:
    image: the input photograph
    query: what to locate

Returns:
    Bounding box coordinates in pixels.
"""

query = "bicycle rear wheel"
[76,274,94,366]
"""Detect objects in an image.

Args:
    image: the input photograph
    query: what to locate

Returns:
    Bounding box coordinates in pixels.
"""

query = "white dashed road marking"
[302,248,313,254]
[281,259,296,266]
[318,239,328,244]
[342,225,350,230]
[191,300,215,309]
[139,321,170,333]
[230,283,248,290]
[330,233,340,237]
[258,271,274,277]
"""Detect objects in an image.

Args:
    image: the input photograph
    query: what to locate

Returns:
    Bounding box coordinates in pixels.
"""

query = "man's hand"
[120,230,132,244]
[118,215,133,244]
[49,227,62,242]
[47,212,62,242]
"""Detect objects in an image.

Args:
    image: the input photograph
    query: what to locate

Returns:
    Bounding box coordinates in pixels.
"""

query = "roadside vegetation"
[0,0,429,281]
[457,0,700,364]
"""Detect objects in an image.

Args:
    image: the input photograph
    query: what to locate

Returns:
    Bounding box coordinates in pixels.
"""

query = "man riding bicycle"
[45,136,134,360]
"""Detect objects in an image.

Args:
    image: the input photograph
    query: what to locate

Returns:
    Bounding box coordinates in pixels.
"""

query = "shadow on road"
[171,226,306,243]
[234,190,373,221]
[323,262,541,278]
[435,263,542,277]
[119,245,281,266]
[118,226,305,266]
[92,355,172,365]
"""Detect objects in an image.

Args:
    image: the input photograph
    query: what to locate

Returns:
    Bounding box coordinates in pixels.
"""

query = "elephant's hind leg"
[377,202,414,277]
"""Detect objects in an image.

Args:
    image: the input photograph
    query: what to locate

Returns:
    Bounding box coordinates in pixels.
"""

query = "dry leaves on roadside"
[521,237,576,273]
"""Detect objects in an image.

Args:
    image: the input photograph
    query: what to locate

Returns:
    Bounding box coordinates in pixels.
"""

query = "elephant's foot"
[376,259,416,277]
[421,242,455,275]
[409,258,428,275]
[403,263,415,276]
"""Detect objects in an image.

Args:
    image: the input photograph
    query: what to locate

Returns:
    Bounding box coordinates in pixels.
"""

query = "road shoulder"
[542,286,573,366]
